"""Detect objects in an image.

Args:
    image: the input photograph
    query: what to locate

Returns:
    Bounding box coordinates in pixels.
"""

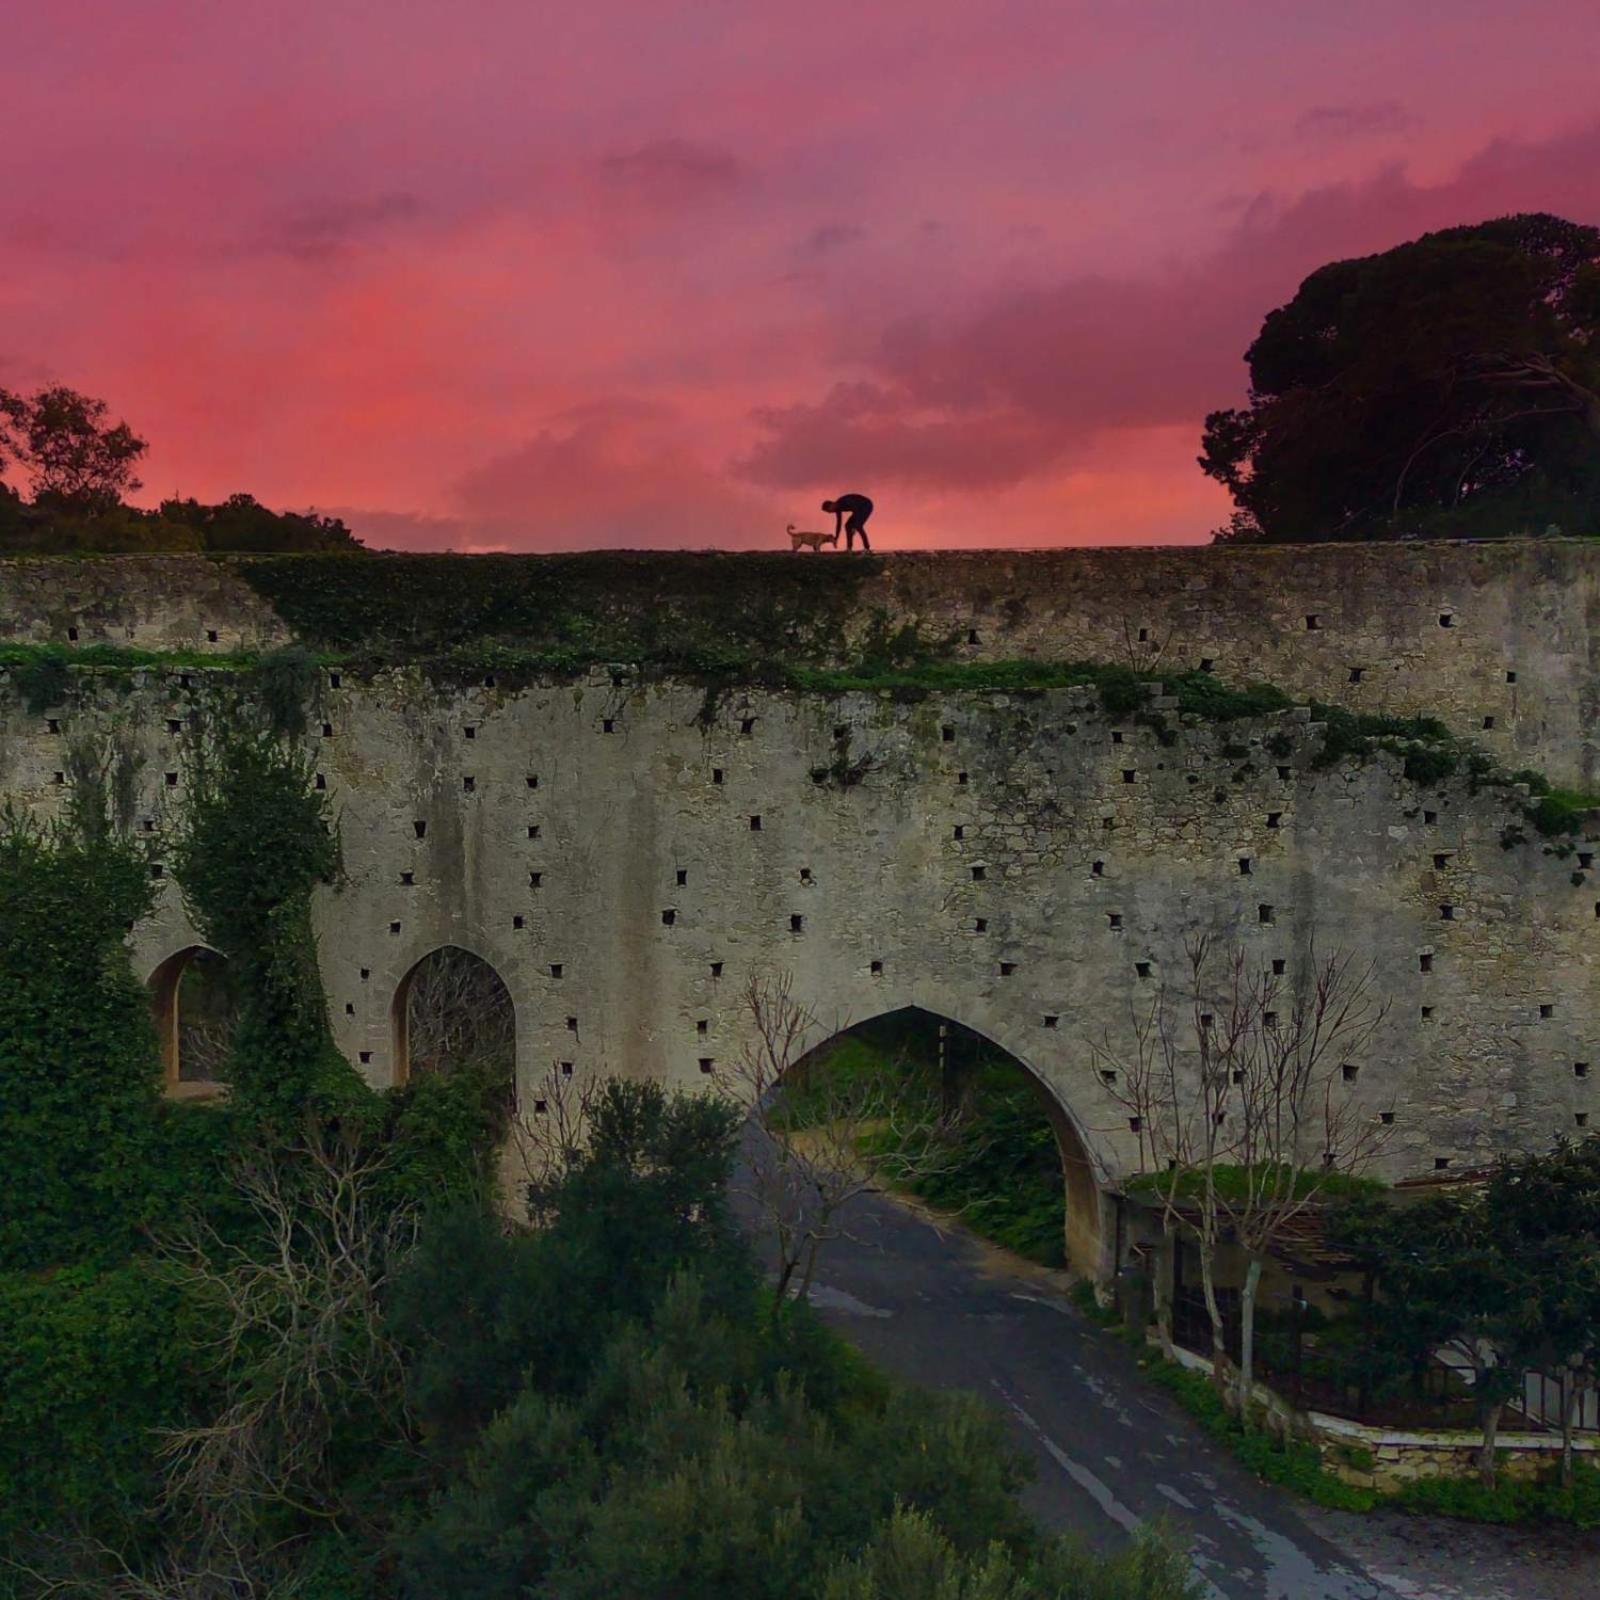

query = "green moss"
[236,551,889,663]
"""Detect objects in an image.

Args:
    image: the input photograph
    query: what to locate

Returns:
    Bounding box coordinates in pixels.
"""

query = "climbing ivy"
[0,794,158,1270]
[255,643,322,739]
[169,728,363,1128]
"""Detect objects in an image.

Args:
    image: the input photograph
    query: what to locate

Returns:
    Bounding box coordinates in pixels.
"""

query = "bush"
[0,812,160,1268]
[0,1260,215,1556]
[1395,1459,1600,1529]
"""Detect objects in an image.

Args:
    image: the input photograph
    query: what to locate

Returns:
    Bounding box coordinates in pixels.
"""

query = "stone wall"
[1310,1411,1597,1492]
[0,556,288,654]
[3,540,1598,783]
[5,654,1598,1275]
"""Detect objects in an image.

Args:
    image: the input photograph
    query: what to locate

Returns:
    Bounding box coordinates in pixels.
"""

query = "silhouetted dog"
[787,523,839,552]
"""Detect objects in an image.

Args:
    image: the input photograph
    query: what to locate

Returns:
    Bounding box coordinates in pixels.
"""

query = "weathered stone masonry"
[3,545,1598,1276]
[5,539,1599,784]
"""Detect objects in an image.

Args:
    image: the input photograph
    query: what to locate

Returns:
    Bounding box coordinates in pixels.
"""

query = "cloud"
[1293,101,1414,143]
[741,119,1600,496]
[267,193,425,261]
[448,397,774,549]
[801,222,867,256]
[597,139,748,206]
[738,382,1070,491]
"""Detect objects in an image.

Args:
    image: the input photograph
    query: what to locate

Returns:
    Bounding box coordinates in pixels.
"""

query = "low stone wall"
[1310,1410,1597,1492]
[1162,1343,1597,1490]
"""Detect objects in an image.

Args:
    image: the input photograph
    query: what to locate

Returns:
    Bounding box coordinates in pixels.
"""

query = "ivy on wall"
[236,550,890,667]
[169,727,362,1128]
[0,794,158,1270]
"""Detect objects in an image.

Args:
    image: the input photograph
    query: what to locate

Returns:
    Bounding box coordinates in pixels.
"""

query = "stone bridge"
[3,543,1598,1276]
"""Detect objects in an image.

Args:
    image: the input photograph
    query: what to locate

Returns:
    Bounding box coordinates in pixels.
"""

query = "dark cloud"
[598,139,747,204]
[801,222,867,256]
[1293,101,1414,142]
[269,193,424,260]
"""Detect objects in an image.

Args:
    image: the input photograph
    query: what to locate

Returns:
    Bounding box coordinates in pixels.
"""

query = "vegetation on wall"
[0,795,158,1270]
[169,727,360,1127]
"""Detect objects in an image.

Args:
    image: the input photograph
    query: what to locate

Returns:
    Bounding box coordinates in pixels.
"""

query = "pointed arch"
[391,944,517,1100]
[785,1003,1110,1278]
[146,943,232,1099]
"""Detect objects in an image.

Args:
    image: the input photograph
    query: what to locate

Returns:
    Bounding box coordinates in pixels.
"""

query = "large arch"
[783,1003,1111,1279]
[391,943,518,1102]
[146,944,233,1099]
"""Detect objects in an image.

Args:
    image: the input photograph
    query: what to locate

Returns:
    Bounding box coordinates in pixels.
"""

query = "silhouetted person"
[822,493,873,551]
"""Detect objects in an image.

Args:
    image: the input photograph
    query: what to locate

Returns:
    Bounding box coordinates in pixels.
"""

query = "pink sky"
[4,1,1599,551]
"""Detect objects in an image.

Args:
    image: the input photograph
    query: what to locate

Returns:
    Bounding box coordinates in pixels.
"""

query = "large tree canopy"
[1201,213,1600,543]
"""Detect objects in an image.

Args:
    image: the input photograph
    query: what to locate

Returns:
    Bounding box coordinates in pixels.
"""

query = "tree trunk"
[1238,1256,1263,1426]
[1152,1225,1176,1360]
[1197,1240,1229,1397]
[1561,1374,1581,1490]
[1478,1396,1504,1488]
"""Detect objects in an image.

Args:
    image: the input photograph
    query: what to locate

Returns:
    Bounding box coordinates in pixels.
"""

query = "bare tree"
[513,1064,598,1226]
[403,945,515,1087]
[134,1129,419,1597]
[722,973,964,1323]
[1098,936,1390,1417]
[1097,936,1237,1382]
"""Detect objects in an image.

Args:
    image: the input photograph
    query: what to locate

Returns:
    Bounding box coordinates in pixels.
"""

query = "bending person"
[821,493,874,551]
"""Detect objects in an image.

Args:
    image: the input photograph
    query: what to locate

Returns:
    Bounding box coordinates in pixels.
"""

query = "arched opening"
[783,1006,1104,1276]
[148,945,236,1098]
[391,945,516,1104]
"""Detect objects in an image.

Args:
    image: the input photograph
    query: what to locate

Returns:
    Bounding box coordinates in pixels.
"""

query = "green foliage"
[892,1068,1068,1267]
[0,807,159,1268]
[1393,1461,1600,1529]
[255,643,321,738]
[169,728,362,1126]
[1138,1355,1376,1511]
[1526,786,1599,836]
[157,493,362,553]
[9,646,71,714]
[0,1260,215,1555]
[0,492,361,553]
[395,1253,1147,1600]
[793,1020,1069,1268]
[238,550,887,664]
[1330,1140,1600,1490]
[1201,213,1600,542]
[1123,1163,1385,1206]
[0,383,148,511]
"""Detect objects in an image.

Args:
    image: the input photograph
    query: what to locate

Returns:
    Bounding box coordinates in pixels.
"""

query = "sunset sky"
[4,1,1599,550]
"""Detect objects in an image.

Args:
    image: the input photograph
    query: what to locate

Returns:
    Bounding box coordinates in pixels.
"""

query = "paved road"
[742,1170,1598,1600]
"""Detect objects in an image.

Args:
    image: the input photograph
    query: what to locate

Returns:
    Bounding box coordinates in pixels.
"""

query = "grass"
[1122,1164,1387,1206]
[1137,1351,1378,1511]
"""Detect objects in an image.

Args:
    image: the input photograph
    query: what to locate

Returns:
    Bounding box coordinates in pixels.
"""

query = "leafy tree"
[1201,213,1600,542]
[156,493,362,553]
[0,384,148,510]
[1331,1143,1600,1486]
[1482,1140,1600,1485]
